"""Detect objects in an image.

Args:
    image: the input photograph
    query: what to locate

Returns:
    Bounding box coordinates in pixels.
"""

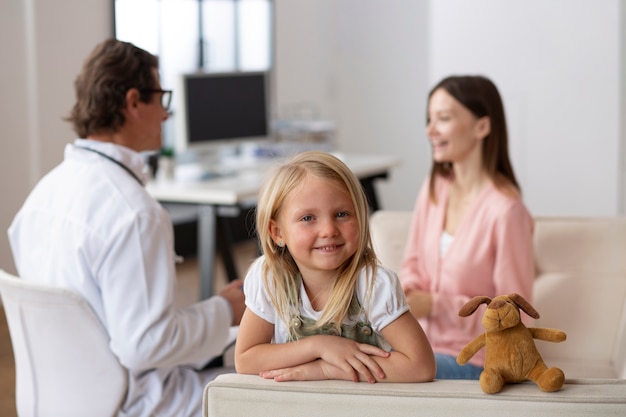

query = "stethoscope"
[74,145,143,185]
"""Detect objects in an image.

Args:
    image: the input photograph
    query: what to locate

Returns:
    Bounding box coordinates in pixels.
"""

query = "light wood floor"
[0,306,15,417]
[0,241,258,417]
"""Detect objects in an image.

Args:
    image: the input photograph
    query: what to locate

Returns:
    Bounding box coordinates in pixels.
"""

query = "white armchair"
[0,270,128,417]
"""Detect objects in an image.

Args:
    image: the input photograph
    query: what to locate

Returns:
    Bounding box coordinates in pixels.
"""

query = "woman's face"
[426,88,488,165]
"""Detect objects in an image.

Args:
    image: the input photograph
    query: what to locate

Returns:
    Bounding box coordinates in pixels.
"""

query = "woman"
[399,75,534,379]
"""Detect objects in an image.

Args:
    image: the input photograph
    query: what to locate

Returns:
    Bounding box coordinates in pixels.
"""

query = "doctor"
[8,38,245,417]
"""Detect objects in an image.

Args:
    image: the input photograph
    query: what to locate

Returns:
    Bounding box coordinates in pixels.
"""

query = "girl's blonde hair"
[256,151,378,334]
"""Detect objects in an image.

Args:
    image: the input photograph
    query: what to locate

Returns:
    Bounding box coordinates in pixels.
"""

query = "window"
[113,0,273,149]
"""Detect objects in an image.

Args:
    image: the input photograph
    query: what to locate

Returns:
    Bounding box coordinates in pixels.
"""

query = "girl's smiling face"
[270,174,360,281]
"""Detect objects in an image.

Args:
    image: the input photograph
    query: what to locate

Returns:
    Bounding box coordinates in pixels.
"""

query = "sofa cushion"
[533,272,626,378]
[532,217,626,379]
[533,217,626,276]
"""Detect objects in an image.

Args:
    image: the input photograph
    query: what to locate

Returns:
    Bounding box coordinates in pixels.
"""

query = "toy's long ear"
[459,296,491,317]
[509,293,540,319]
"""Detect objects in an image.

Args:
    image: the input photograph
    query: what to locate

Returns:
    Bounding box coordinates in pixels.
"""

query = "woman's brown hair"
[427,75,520,202]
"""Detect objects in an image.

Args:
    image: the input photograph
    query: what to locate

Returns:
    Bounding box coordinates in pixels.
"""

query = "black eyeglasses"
[141,89,173,112]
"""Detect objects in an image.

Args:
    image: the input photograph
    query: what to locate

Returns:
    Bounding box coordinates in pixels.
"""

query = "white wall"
[0,0,111,274]
[1,0,624,274]
[273,0,338,121]
[333,0,431,211]
[0,0,30,268]
[275,0,624,216]
[429,0,621,217]
[1,2,30,276]
[622,2,626,214]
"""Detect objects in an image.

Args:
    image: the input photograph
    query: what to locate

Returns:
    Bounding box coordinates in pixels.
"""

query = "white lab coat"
[8,139,233,417]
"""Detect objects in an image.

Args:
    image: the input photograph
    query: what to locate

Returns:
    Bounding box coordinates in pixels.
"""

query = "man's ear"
[476,116,491,140]
[124,88,141,117]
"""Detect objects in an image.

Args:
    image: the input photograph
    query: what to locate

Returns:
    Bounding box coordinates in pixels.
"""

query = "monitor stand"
[174,144,246,181]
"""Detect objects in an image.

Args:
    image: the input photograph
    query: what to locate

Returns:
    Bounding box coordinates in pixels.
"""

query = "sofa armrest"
[203,374,626,417]
[614,297,626,378]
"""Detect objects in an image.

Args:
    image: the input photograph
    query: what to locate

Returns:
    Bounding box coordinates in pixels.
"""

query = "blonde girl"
[235,151,435,383]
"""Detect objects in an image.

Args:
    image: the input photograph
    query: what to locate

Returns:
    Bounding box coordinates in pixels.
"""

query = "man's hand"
[219,279,245,325]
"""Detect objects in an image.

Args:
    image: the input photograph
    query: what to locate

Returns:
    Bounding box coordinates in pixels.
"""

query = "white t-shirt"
[243,256,410,351]
[440,230,454,258]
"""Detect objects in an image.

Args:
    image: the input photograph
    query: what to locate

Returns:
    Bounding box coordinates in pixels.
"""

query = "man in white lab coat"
[8,38,245,417]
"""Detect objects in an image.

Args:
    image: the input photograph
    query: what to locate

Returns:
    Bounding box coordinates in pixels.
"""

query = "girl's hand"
[259,360,327,382]
[315,335,389,382]
[260,359,378,383]
[236,310,389,381]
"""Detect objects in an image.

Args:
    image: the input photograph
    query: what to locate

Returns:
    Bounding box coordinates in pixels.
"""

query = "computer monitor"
[175,71,270,157]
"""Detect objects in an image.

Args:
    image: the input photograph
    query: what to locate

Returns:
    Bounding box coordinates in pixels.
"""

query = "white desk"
[147,153,400,299]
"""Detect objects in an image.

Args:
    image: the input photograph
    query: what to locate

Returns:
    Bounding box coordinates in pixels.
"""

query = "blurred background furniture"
[147,153,400,299]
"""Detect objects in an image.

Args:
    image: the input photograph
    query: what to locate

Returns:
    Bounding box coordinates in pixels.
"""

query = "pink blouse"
[399,176,534,367]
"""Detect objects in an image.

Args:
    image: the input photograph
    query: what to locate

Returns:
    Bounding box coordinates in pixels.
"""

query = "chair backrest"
[0,270,128,417]
[370,210,413,273]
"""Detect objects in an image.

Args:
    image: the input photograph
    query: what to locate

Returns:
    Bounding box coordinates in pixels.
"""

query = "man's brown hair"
[67,38,159,138]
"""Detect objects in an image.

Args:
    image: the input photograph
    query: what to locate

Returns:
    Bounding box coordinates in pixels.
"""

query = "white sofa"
[369,212,626,380]
[203,215,626,416]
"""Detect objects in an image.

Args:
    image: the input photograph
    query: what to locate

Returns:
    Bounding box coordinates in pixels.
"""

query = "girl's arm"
[405,290,433,319]
[234,308,390,382]
[372,311,435,382]
[254,312,436,383]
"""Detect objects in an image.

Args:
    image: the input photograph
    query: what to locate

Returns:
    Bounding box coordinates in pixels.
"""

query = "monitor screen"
[175,71,269,155]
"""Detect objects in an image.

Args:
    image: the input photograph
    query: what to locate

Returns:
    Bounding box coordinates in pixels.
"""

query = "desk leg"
[198,205,217,299]
[216,217,239,282]
[360,176,382,212]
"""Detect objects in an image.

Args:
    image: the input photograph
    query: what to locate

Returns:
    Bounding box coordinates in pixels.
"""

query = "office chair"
[0,269,127,417]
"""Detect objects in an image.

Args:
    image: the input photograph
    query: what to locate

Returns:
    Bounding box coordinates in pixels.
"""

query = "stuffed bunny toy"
[456,293,567,394]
